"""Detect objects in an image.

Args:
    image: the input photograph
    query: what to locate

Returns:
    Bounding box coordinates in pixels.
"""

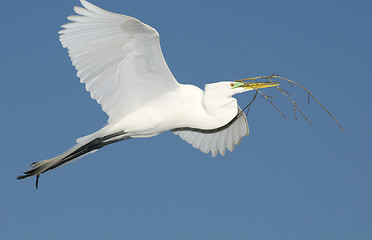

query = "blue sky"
[1,0,371,239]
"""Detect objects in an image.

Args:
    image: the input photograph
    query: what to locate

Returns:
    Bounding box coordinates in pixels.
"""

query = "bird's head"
[202,80,280,118]
[205,81,279,97]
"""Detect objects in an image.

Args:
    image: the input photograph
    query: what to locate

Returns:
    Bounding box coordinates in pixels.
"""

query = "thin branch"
[235,73,277,82]
[254,88,287,119]
[235,74,345,131]
[273,75,345,132]
[241,90,258,116]
[280,88,291,96]
[294,105,297,120]
[265,76,312,125]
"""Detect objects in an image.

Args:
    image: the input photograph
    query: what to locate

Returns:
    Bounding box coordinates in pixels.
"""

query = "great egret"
[17,0,278,187]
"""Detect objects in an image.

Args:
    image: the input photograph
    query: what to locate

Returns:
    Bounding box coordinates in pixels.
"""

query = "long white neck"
[201,83,238,128]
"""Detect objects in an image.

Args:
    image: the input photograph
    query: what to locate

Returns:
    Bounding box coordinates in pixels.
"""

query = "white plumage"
[18,0,277,187]
[59,0,179,123]
[173,108,249,157]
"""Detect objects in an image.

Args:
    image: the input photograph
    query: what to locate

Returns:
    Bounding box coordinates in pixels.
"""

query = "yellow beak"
[243,82,280,90]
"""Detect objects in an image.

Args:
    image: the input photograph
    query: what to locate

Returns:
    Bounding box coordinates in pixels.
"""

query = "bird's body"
[109,84,238,135]
[18,0,278,187]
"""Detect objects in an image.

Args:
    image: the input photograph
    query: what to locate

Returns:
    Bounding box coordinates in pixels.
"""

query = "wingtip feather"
[212,150,218,157]
[74,6,92,16]
[80,0,107,14]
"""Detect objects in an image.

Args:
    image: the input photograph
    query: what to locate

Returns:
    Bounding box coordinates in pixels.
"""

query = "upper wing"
[59,0,179,123]
[172,108,249,157]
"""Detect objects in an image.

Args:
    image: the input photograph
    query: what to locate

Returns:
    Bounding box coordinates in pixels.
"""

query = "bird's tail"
[17,130,130,188]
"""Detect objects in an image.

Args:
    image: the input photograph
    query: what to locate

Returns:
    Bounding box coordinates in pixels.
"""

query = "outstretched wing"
[59,0,179,123]
[172,108,249,157]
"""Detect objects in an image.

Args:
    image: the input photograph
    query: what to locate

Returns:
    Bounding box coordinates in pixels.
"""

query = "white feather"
[59,0,179,123]
[173,108,249,157]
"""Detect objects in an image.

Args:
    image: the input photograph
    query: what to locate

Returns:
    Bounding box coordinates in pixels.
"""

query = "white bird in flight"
[18,0,278,187]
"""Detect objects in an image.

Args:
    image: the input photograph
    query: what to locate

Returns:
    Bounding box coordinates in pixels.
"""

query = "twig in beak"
[235,74,345,131]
